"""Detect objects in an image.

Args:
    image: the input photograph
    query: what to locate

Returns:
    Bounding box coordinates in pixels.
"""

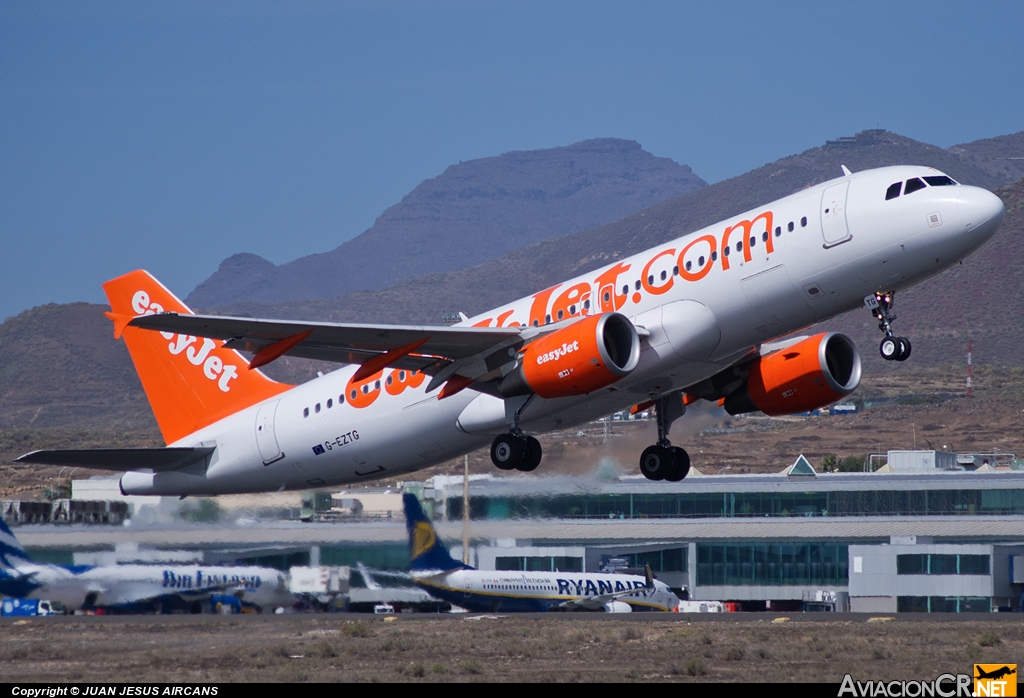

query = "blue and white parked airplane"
[403,494,680,612]
[0,518,293,613]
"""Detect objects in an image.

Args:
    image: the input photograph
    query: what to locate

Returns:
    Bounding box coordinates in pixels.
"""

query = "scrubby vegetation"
[0,615,1021,683]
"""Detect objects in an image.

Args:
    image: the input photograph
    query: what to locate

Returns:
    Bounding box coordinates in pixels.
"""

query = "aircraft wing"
[554,586,652,611]
[16,447,215,472]
[555,565,657,611]
[127,312,526,378]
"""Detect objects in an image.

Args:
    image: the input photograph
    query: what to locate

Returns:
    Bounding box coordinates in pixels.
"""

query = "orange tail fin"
[103,270,292,444]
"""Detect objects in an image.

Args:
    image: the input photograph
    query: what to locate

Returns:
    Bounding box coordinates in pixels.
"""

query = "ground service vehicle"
[1,598,61,616]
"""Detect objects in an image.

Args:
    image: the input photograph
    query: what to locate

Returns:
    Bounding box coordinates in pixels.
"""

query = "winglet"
[841,165,852,176]
[104,312,133,340]
[644,563,655,590]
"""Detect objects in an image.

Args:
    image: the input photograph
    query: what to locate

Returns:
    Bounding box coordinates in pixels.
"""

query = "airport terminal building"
[425,462,1024,612]
[14,453,1024,613]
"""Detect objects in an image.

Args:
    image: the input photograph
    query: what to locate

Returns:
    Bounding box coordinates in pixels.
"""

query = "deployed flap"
[16,447,215,473]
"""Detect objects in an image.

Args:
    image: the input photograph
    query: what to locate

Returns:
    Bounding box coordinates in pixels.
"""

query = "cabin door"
[255,399,284,465]
[820,181,852,247]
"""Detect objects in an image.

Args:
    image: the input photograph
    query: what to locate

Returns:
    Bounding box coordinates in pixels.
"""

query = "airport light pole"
[462,454,470,565]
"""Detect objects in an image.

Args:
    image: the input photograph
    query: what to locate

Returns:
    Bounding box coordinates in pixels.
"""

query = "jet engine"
[724,332,861,416]
[499,313,641,399]
[602,601,633,613]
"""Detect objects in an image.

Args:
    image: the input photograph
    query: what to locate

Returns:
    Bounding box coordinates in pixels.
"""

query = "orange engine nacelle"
[724,333,862,416]
[498,313,641,399]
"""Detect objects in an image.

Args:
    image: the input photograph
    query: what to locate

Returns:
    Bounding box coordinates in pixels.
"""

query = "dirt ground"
[0,614,1020,683]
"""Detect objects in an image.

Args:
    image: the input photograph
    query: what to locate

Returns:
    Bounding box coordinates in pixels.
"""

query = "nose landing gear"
[639,392,690,482]
[865,292,911,362]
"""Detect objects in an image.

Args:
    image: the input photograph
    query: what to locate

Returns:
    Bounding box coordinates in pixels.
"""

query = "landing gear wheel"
[879,337,900,361]
[895,337,912,362]
[868,292,913,363]
[640,445,673,481]
[665,446,690,482]
[516,436,542,472]
[490,434,523,470]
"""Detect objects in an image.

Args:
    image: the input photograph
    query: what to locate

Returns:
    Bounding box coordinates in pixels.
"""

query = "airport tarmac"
[1,613,1020,683]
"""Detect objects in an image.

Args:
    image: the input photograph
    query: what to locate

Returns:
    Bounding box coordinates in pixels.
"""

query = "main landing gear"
[639,392,690,482]
[865,292,911,362]
[490,395,542,472]
[490,431,542,472]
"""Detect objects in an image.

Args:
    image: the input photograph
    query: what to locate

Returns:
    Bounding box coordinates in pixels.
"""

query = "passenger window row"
[538,297,594,325]
[886,175,957,201]
[303,390,357,418]
[524,212,812,327]
[718,216,807,260]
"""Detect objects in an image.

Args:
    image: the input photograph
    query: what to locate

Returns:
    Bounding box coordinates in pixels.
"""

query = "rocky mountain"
[186,138,706,307]
[0,302,153,430]
[211,130,1020,322]
[208,130,1024,381]
[2,130,1022,430]
[947,131,1024,186]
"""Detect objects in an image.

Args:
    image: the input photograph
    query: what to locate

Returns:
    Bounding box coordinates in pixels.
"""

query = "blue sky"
[2,1,1022,321]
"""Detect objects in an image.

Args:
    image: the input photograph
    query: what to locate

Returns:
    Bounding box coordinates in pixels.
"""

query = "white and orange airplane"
[19,166,1004,495]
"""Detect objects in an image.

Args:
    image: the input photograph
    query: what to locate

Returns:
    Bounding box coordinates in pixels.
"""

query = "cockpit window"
[885,182,902,200]
[923,175,957,187]
[903,178,926,195]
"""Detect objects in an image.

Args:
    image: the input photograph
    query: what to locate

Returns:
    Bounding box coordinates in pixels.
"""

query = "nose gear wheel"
[866,292,912,362]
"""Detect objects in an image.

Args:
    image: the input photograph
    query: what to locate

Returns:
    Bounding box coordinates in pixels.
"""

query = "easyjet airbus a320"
[19,166,1004,495]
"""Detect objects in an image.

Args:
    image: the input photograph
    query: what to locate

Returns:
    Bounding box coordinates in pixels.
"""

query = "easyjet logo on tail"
[131,290,239,393]
[104,269,290,445]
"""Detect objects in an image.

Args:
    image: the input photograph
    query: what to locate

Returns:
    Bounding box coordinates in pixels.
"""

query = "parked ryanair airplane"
[403,494,679,612]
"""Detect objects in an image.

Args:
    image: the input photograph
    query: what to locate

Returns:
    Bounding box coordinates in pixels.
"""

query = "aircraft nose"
[957,186,1005,231]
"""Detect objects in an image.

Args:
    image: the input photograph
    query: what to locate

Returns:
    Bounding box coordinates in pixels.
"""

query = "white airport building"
[12,451,1024,613]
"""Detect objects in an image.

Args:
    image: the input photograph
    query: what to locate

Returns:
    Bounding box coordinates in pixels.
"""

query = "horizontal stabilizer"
[16,447,215,473]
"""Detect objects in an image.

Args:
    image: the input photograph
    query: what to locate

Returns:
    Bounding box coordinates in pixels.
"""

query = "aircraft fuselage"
[119,166,1004,495]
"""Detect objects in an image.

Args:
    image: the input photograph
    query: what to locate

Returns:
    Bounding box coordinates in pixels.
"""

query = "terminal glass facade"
[896,554,990,576]
[447,488,1024,520]
[611,547,687,573]
[896,596,991,613]
[495,556,584,572]
[695,542,848,587]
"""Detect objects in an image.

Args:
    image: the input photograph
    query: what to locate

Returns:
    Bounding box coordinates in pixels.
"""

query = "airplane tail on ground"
[102,270,292,444]
[0,517,30,567]
[0,519,45,599]
[403,494,472,572]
